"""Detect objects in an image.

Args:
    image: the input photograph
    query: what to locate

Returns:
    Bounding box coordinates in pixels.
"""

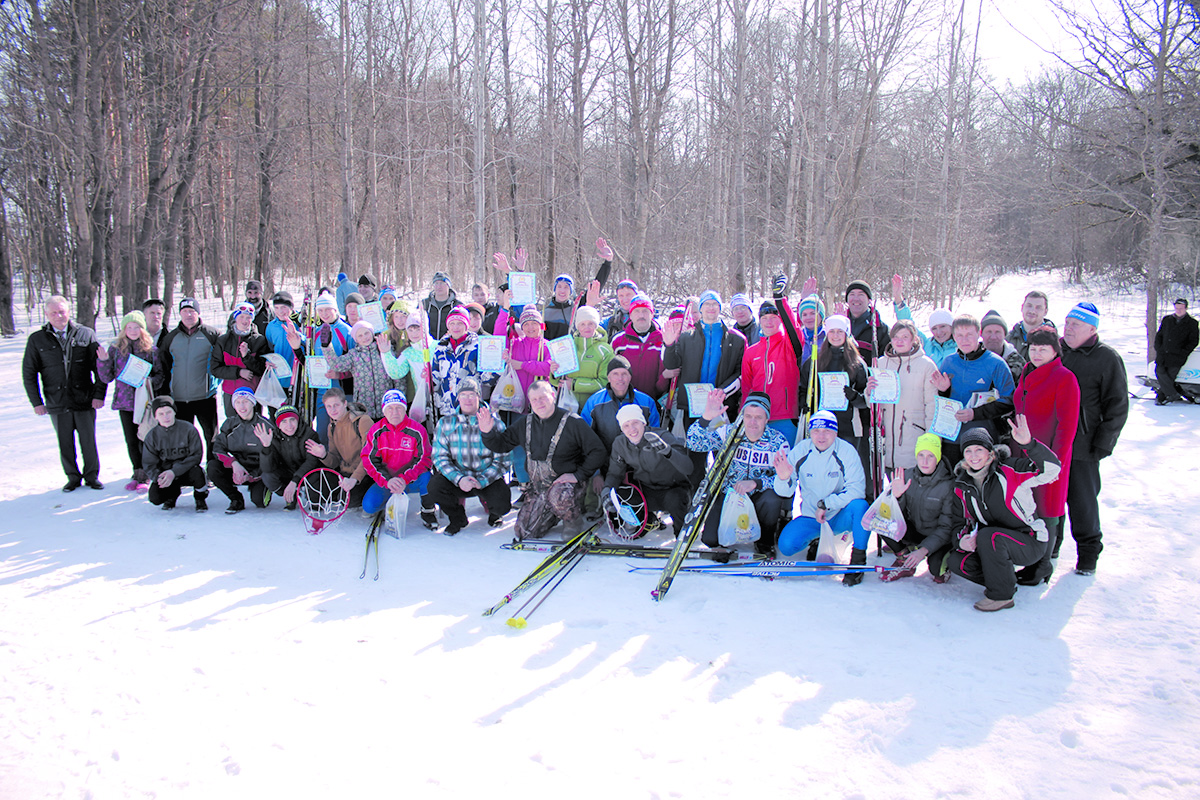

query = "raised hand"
[596,237,614,261]
[702,387,726,421]
[833,301,846,316]
[239,341,249,357]
[305,439,327,458]
[772,448,793,482]
[892,273,904,302]
[253,422,273,447]
[513,248,528,271]
[772,273,788,298]
[284,318,303,349]
[801,277,818,297]
[492,252,511,273]
[476,404,494,432]
[95,345,109,361]
[890,468,911,497]
[376,332,390,352]
[1008,413,1032,445]
[929,370,951,391]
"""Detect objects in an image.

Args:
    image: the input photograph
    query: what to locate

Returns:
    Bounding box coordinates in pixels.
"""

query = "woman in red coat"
[1012,326,1080,585]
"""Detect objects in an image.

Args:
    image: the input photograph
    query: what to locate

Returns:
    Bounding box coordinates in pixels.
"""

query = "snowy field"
[2,271,1198,799]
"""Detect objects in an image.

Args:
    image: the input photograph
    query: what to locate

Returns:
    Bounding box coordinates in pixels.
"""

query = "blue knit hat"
[809,410,838,431]
[232,387,256,402]
[382,389,407,410]
[616,280,639,293]
[554,274,574,290]
[699,290,722,311]
[1066,302,1100,329]
[730,293,752,311]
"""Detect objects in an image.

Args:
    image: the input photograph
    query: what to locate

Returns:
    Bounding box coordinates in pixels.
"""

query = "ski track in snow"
[1,271,1198,798]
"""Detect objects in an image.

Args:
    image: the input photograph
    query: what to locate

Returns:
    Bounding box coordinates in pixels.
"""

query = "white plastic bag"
[717,488,761,546]
[255,367,288,409]
[492,365,526,414]
[134,380,156,441]
[384,492,410,539]
[815,520,852,565]
[557,383,580,414]
[862,490,907,542]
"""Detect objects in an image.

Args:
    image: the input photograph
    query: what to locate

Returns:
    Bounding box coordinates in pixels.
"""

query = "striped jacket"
[361,415,432,487]
[432,411,508,486]
[686,418,789,494]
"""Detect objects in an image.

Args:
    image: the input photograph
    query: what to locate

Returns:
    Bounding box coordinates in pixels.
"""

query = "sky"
[975,0,1085,86]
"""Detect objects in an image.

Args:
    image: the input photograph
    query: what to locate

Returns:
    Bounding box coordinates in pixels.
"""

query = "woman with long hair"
[798,315,868,450]
[96,311,158,491]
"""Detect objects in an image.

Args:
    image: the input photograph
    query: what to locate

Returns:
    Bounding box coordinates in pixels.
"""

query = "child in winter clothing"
[324,321,401,421]
[256,405,323,510]
[878,433,956,582]
[319,388,374,508]
[872,319,939,471]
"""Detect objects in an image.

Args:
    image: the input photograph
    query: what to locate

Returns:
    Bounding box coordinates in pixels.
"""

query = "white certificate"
[866,368,901,404]
[263,353,291,372]
[930,396,964,440]
[116,354,152,388]
[818,371,849,412]
[510,272,537,307]
[684,383,715,416]
[546,336,579,378]
[306,355,332,389]
[477,335,505,373]
[359,301,385,332]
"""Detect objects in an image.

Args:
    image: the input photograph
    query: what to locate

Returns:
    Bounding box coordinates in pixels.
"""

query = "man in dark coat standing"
[1059,302,1129,576]
[22,295,108,491]
[1153,298,1199,404]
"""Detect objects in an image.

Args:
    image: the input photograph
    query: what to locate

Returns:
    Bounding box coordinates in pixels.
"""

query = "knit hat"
[352,319,376,336]
[431,271,451,288]
[465,302,486,318]
[824,315,852,335]
[345,292,366,306]
[234,302,256,318]
[446,306,471,328]
[960,427,994,451]
[616,280,639,293]
[275,405,300,426]
[914,432,942,462]
[151,395,177,412]
[607,355,632,376]
[798,295,826,319]
[630,294,654,314]
[120,310,147,331]
[980,309,1007,333]
[337,272,348,283]
[1027,325,1061,355]
[743,391,771,415]
[1066,302,1100,329]
[358,274,377,288]
[379,286,397,301]
[808,410,838,431]
[388,299,408,314]
[246,279,263,292]
[381,389,407,410]
[457,377,482,398]
[845,280,872,300]
[616,404,646,426]
[730,293,753,311]
[179,297,199,312]
[698,290,722,311]
[758,300,779,317]
[272,290,294,308]
[232,387,256,402]
[554,274,574,290]
[406,312,425,328]
[519,307,543,325]
[575,306,601,327]
[928,308,954,328]
[668,306,686,321]
[315,294,338,312]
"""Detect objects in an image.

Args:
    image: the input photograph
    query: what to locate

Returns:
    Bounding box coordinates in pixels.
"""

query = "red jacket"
[611,323,670,400]
[361,415,432,487]
[740,328,799,421]
[1013,357,1079,517]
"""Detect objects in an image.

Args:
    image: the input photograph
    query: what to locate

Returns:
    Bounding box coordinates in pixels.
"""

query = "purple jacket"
[98,343,158,412]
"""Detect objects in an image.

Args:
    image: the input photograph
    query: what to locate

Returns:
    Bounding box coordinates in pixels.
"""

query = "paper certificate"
[968,388,1000,409]
[359,301,385,332]
[510,272,537,307]
[263,353,291,373]
[477,335,505,373]
[116,354,152,388]
[546,336,579,378]
[866,368,901,404]
[306,355,332,389]
[930,396,964,440]
[684,383,715,416]
[818,371,850,412]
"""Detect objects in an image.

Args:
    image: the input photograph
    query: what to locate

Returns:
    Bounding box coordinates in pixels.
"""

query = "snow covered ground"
[2,271,1198,799]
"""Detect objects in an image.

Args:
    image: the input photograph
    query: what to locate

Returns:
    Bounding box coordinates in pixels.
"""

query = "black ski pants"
[1066,459,1104,568]
[426,471,511,527]
[175,398,218,463]
[148,466,208,506]
[946,525,1045,601]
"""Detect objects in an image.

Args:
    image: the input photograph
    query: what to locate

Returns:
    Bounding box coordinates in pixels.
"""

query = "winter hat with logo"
[275,405,300,426]
[381,389,407,410]
[179,297,200,312]
[1066,302,1101,329]
[809,410,838,431]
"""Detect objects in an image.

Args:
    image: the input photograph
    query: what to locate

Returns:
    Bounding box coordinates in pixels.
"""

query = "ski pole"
[507,547,588,629]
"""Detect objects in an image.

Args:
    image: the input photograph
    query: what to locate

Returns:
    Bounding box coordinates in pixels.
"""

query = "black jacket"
[1154,314,1199,369]
[849,307,890,364]
[949,439,1061,541]
[1060,335,1128,461]
[604,429,691,491]
[482,407,606,482]
[22,323,107,412]
[423,289,459,341]
[262,426,323,484]
[664,321,747,418]
[896,460,956,554]
[142,421,204,482]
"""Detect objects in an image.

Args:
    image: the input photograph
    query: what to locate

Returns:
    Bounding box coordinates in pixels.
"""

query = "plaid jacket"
[432,411,508,486]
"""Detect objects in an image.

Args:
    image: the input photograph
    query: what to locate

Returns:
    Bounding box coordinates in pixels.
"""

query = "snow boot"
[843,547,867,586]
[879,555,916,582]
[974,597,1015,612]
[194,491,209,513]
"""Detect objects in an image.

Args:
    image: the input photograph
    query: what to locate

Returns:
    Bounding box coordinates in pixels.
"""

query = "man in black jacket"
[1060,302,1129,576]
[142,396,209,511]
[22,296,108,491]
[1153,299,1199,404]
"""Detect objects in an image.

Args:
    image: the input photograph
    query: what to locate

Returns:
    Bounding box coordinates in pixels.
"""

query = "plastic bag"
[815,520,852,564]
[862,490,907,542]
[717,488,761,546]
[134,380,157,441]
[383,492,409,539]
[255,367,288,409]
[557,383,580,414]
[492,365,526,414]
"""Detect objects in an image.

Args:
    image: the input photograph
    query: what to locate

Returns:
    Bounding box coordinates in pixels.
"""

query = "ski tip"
[506,617,528,629]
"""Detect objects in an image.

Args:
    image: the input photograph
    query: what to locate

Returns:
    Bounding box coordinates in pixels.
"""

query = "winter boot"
[879,555,916,582]
[843,547,867,586]
[805,538,820,561]
[194,491,209,513]
[974,597,1015,612]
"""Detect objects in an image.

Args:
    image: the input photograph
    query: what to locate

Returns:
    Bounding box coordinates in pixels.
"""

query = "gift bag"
[255,367,288,409]
[815,520,852,565]
[492,365,526,414]
[557,383,580,414]
[134,380,157,441]
[862,490,907,543]
[384,492,409,539]
[717,489,761,546]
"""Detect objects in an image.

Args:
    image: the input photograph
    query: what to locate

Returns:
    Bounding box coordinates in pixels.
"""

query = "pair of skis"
[482,522,603,619]
[500,539,756,561]
[633,558,892,580]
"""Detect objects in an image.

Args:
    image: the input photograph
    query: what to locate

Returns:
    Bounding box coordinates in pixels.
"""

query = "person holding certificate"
[96,309,159,491]
[553,306,614,407]
[929,313,1015,466]
[798,315,868,455]
[871,319,938,471]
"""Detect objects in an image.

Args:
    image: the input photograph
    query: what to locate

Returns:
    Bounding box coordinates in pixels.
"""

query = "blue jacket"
[264,315,299,388]
[581,386,662,451]
[938,344,1015,442]
[896,304,957,365]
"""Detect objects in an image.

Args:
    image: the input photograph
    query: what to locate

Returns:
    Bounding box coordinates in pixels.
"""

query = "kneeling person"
[257,405,323,510]
[775,411,871,584]
[208,387,272,513]
[428,378,512,535]
[604,405,692,534]
[320,388,374,508]
[361,390,433,516]
[142,396,208,512]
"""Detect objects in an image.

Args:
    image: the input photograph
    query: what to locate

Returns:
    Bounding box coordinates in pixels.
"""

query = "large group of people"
[26,244,1180,612]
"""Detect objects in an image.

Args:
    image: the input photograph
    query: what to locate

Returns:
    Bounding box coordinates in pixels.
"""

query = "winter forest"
[0,0,1197,356]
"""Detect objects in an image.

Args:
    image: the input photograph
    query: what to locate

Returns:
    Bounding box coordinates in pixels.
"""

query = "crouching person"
[879,433,956,582]
[256,405,323,510]
[944,418,1061,611]
[208,387,271,513]
[361,390,433,516]
[428,378,512,535]
[775,411,871,584]
[603,405,692,534]
[479,379,606,540]
[687,390,790,557]
[319,388,373,508]
[142,395,208,512]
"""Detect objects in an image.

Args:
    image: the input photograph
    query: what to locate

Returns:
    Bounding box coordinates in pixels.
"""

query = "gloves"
[318,324,333,348]
[772,274,788,299]
[643,431,673,455]
[601,492,617,516]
